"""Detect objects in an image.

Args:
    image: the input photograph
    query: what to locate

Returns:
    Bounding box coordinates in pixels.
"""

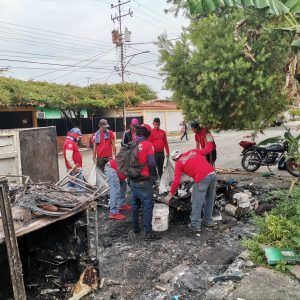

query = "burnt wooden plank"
[19,127,59,183]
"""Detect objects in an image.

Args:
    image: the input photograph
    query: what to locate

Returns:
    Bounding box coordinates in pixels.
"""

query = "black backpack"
[115,142,144,178]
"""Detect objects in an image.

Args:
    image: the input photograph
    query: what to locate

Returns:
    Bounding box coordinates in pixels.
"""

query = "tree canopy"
[158,9,292,130]
[0,76,156,115]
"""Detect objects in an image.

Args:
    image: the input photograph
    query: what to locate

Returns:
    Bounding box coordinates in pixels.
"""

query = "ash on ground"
[88,173,287,300]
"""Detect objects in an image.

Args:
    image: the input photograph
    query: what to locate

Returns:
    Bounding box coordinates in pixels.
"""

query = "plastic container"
[152,203,169,232]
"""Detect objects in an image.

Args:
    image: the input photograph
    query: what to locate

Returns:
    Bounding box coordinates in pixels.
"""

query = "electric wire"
[49,47,116,81]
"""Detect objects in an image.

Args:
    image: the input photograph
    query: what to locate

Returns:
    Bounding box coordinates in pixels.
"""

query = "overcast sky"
[0,0,188,98]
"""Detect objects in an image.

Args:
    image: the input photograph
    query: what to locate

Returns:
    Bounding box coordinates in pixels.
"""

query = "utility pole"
[111,0,133,131]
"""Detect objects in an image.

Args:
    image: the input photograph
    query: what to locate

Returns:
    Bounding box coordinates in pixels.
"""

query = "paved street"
[58,121,299,179]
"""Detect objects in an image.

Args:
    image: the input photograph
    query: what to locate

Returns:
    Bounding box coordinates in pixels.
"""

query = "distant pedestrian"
[130,124,160,241]
[93,119,116,172]
[122,118,139,145]
[149,118,170,178]
[191,121,217,165]
[63,128,84,190]
[105,159,131,220]
[163,149,217,232]
[180,122,188,141]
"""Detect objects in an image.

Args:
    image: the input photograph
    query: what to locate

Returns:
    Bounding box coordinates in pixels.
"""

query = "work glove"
[161,193,172,206]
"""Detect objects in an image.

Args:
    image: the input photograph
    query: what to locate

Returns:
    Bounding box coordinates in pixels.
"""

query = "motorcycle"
[239,140,299,177]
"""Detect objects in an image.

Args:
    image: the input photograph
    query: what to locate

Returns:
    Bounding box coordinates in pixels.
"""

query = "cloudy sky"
[0,0,188,98]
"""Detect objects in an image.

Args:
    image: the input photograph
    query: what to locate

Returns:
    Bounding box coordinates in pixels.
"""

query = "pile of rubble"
[156,174,265,218]
[7,183,94,223]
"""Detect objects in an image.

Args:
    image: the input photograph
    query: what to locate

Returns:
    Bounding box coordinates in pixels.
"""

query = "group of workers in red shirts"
[63,118,217,239]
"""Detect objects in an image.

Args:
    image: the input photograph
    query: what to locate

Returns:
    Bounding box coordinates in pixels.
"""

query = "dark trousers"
[97,157,110,172]
[130,179,153,234]
[180,131,188,140]
[154,152,165,178]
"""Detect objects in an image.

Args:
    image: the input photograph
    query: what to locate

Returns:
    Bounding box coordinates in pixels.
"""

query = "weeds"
[243,188,300,270]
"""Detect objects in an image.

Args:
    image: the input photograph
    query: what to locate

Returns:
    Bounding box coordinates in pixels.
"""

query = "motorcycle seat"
[252,146,266,151]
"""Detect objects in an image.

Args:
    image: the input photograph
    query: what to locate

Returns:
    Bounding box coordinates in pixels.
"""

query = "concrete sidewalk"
[203,251,300,300]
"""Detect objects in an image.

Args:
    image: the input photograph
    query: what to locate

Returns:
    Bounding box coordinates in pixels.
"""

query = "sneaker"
[119,204,132,211]
[202,221,218,227]
[188,223,201,232]
[109,213,126,220]
[144,232,161,241]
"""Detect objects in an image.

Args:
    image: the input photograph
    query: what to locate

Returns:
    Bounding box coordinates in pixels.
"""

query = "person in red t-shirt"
[149,117,170,178]
[130,124,160,241]
[92,119,116,172]
[105,159,131,220]
[191,121,217,165]
[63,128,84,190]
[163,149,217,232]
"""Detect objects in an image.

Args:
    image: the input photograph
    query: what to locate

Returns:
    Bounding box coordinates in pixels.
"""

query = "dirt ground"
[56,123,297,300]
[86,171,291,300]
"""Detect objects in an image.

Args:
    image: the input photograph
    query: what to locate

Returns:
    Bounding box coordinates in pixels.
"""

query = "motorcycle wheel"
[241,152,261,172]
[286,158,299,177]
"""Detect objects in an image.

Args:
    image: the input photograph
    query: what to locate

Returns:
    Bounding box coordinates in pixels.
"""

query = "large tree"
[0,77,156,126]
[158,10,291,129]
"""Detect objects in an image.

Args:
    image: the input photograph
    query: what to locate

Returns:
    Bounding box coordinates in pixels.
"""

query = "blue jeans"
[130,179,153,234]
[191,173,217,227]
[67,170,84,191]
[105,165,127,214]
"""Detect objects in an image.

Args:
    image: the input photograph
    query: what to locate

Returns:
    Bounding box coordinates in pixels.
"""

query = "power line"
[126,70,162,80]
[1,66,112,73]
[0,24,111,49]
[0,58,113,70]
[131,1,182,31]
[31,47,115,79]
[126,37,180,45]
[49,47,115,81]
[0,31,100,53]
[0,20,112,46]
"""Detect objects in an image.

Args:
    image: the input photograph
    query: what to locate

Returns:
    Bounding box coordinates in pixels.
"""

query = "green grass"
[243,188,300,271]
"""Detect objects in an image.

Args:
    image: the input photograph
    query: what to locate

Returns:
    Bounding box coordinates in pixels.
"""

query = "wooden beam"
[0,177,27,299]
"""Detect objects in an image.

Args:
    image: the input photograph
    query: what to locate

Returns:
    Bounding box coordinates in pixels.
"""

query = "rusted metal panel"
[19,127,59,183]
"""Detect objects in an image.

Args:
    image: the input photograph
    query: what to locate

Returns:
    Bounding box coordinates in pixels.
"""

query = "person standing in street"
[63,128,84,190]
[180,122,188,141]
[105,158,131,220]
[149,118,170,178]
[191,121,217,165]
[122,118,139,145]
[93,119,116,172]
[130,124,160,241]
[163,149,217,232]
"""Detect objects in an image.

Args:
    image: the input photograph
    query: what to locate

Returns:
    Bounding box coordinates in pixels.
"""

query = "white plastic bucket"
[152,203,169,232]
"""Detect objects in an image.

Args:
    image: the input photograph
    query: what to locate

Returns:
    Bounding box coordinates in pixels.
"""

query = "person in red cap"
[149,117,170,178]
[63,128,84,190]
[122,118,139,145]
[93,119,116,172]
[105,158,131,220]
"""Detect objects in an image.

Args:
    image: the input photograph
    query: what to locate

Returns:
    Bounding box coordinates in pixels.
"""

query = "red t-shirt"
[63,139,82,169]
[195,128,216,150]
[170,150,215,195]
[96,130,115,158]
[149,128,170,154]
[137,140,155,177]
[109,159,127,181]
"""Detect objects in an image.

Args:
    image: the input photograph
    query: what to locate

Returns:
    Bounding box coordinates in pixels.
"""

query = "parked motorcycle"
[239,140,299,177]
